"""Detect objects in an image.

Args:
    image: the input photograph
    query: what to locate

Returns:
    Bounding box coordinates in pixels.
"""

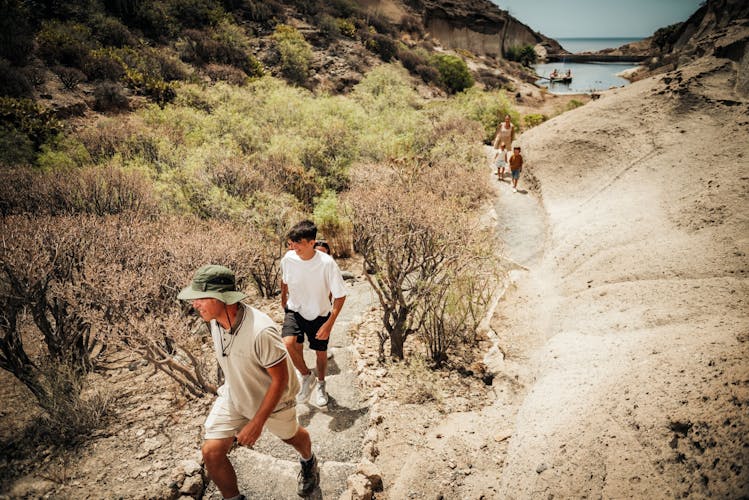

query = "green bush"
[523,113,547,129]
[505,45,537,67]
[430,54,474,94]
[131,1,180,40]
[235,0,284,22]
[566,99,584,111]
[367,34,398,62]
[452,88,518,143]
[317,14,341,40]
[89,13,136,47]
[85,48,128,81]
[36,135,92,171]
[180,22,263,77]
[37,20,98,68]
[272,25,313,85]
[0,125,35,165]
[0,97,62,149]
[168,0,225,29]
[313,190,352,257]
[335,18,357,38]
[324,0,360,18]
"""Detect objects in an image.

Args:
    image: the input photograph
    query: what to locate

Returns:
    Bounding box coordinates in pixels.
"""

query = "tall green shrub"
[430,54,474,94]
[272,24,313,85]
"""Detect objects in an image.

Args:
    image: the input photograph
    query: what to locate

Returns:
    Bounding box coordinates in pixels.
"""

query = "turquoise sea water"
[556,37,642,53]
[533,61,638,94]
[534,38,642,94]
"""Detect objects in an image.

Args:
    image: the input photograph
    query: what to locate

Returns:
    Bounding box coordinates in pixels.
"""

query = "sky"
[492,0,704,38]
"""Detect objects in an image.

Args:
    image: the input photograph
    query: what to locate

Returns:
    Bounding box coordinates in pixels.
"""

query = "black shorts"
[282,310,330,351]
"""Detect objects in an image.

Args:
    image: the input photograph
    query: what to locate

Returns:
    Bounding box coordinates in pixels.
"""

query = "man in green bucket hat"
[178,264,319,499]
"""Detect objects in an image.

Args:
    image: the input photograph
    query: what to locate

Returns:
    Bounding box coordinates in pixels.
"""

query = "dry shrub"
[93,81,129,112]
[76,117,139,160]
[209,156,265,199]
[205,63,248,85]
[263,152,322,208]
[33,360,114,445]
[0,213,265,403]
[86,215,258,396]
[0,164,158,216]
[53,66,87,90]
[346,156,498,363]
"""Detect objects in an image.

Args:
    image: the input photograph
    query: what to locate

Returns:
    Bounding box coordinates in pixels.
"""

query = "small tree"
[272,24,313,85]
[0,216,109,441]
[505,45,537,67]
[430,53,474,94]
[347,157,496,360]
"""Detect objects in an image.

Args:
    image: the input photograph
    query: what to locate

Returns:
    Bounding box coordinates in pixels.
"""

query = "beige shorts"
[204,390,299,441]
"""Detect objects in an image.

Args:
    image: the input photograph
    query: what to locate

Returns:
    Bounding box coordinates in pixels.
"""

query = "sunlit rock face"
[355,0,565,58]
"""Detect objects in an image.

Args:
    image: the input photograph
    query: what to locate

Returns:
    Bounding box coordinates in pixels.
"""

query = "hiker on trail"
[281,220,347,407]
[508,145,524,193]
[493,142,509,181]
[493,114,515,151]
[178,265,319,499]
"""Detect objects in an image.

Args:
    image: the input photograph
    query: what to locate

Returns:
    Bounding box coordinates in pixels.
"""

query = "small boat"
[549,76,572,84]
[547,70,572,84]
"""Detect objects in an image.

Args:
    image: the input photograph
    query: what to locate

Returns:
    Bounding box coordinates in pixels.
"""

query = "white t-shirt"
[281,249,348,321]
[211,304,299,418]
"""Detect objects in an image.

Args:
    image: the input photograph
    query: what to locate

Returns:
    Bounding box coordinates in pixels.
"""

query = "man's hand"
[315,320,333,340]
[236,418,264,447]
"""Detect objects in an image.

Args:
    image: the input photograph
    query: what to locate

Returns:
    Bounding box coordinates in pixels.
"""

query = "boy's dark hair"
[288,220,317,242]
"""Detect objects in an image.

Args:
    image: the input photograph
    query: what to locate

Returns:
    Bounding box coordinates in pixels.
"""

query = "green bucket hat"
[177,265,247,305]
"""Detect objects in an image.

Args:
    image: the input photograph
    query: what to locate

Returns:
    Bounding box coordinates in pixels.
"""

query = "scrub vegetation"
[0,0,513,455]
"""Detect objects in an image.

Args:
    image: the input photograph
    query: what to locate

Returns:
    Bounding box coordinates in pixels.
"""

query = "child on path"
[493,143,509,180]
[508,146,524,193]
[281,221,347,407]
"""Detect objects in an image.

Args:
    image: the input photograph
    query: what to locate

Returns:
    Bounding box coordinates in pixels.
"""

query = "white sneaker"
[512,187,517,193]
[313,381,328,407]
[296,371,316,403]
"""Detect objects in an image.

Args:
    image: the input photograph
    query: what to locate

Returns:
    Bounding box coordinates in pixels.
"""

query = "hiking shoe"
[313,380,328,407]
[297,455,320,497]
[296,371,315,403]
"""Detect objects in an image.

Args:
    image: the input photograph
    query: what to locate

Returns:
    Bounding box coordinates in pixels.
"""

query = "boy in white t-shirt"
[281,220,347,407]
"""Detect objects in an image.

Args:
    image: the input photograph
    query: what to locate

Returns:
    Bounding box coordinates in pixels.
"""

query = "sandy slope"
[491,53,749,498]
[368,51,748,499]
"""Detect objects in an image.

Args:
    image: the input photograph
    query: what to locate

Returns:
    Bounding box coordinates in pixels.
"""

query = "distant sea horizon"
[556,37,643,54]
